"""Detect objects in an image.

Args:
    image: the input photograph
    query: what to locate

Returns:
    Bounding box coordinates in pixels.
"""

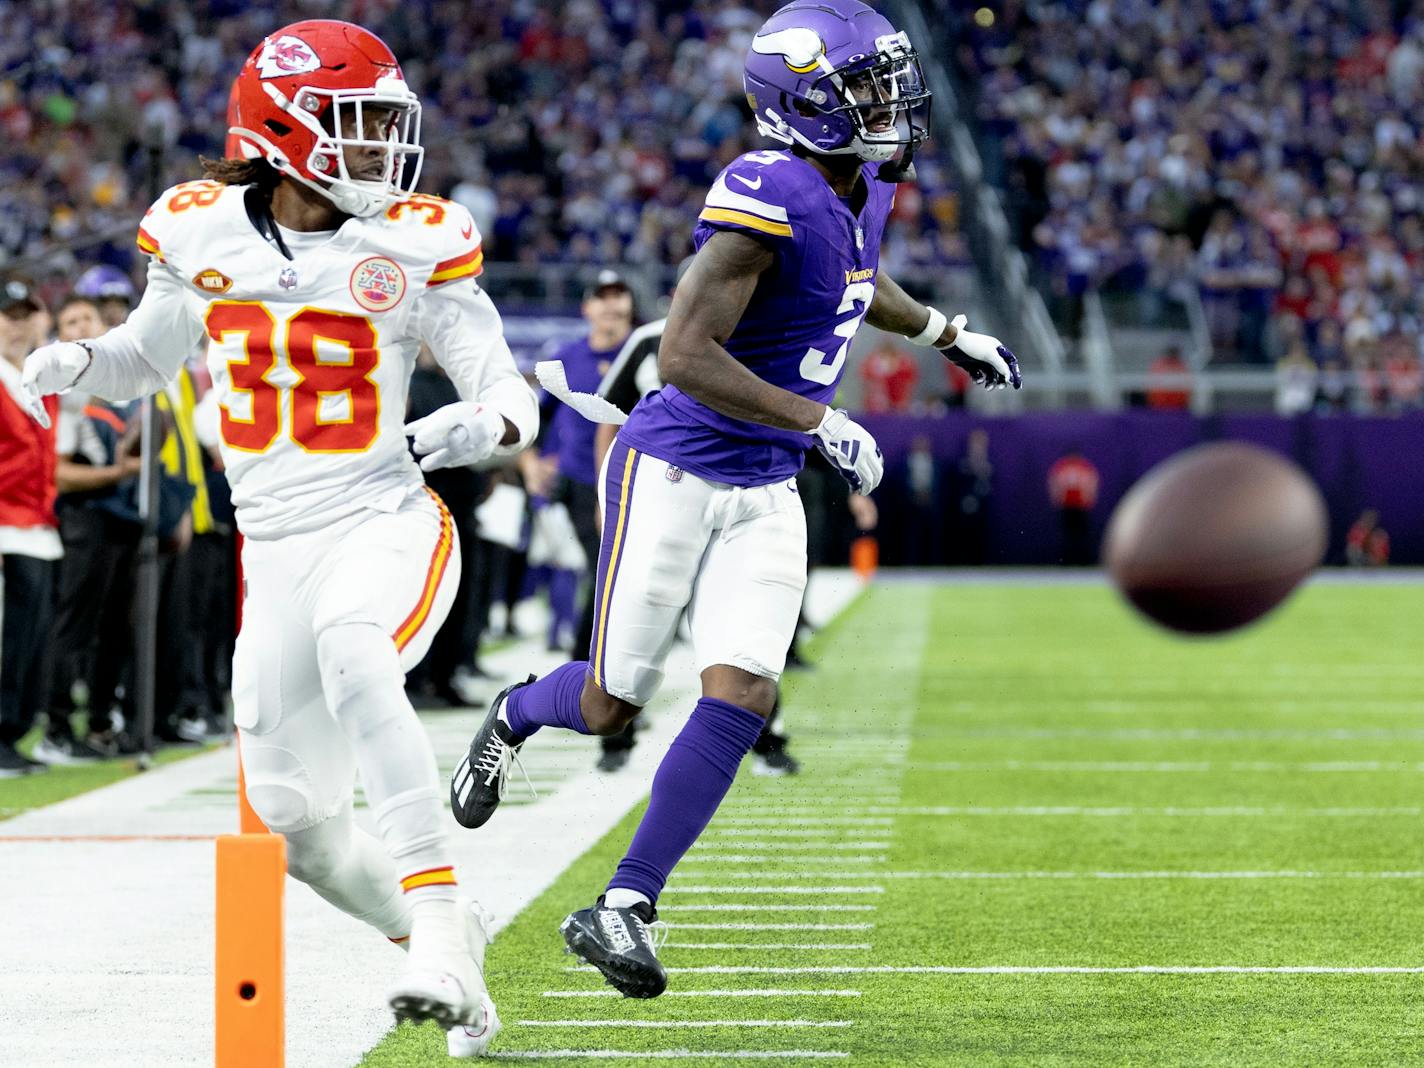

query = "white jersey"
[120,179,535,539]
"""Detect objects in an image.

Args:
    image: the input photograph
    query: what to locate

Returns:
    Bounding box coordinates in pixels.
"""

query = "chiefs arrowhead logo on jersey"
[257,35,321,79]
[350,256,407,312]
[192,268,233,294]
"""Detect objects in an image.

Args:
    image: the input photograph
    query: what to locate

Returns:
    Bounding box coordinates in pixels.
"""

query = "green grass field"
[361,577,1424,1066]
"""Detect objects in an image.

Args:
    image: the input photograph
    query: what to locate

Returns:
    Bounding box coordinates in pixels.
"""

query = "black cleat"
[561,896,668,998]
[595,748,631,773]
[450,676,534,829]
[751,730,801,776]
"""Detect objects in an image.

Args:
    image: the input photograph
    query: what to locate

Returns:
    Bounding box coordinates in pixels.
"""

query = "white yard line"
[686,870,1424,881]
[852,806,1424,817]
[682,856,888,865]
[667,943,874,951]
[487,1050,848,1060]
[541,989,863,998]
[662,885,885,895]
[909,761,1424,773]
[670,924,875,931]
[711,817,896,826]
[652,966,1424,976]
[698,829,884,839]
[657,904,879,913]
[691,841,892,852]
[515,1020,854,1029]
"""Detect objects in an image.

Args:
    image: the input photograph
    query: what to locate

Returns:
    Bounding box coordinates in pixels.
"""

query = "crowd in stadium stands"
[962,0,1424,404]
[1,0,965,309]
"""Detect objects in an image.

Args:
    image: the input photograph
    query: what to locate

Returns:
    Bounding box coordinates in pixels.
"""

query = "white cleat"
[386,898,499,1041]
[446,900,501,1057]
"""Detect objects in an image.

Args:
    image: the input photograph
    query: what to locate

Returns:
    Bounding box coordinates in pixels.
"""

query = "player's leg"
[233,540,411,943]
[562,477,807,997]
[310,489,492,1034]
[451,442,704,828]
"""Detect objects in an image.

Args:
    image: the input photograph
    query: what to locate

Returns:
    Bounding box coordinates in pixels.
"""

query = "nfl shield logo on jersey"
[278,267,298,291]
[350,256,407,312]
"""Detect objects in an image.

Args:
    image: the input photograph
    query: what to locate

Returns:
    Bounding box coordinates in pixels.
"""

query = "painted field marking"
[657,905,879,913]
[929,727,1424,740]
[662,885,885,895]
[694,840,892,850]
[717,825,894,831]
[855,806,1424,817]
[651,965,1424,976]
[699,829,883,839]
[667,942,874,951]
[487,1050,848,1060]
[681,855,888,865]
[671,924,875,931]
[515,1020,855,1029]
[670,870,1424,881]
[909,760,1424,773]
[541,989,863,998]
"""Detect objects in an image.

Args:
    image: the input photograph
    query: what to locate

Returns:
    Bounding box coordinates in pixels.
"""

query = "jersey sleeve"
[404,198,484,290]
[696,155,798,248]
[135,180,226,266]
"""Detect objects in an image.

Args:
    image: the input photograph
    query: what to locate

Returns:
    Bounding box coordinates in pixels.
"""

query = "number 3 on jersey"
[205,302,380,453]
[800,281,876,386]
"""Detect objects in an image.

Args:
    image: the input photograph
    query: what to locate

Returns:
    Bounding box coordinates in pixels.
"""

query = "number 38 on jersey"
[205,302,381,454]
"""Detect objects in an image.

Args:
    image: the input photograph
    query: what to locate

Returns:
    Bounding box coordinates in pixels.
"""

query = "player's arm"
[20,259,202,427]
[408,280,539,471]
[866,272,1023,391]
[659,231,824,431]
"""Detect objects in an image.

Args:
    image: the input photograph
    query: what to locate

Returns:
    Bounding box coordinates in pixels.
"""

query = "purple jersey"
[550,334,624,485]
[617,150,894,486]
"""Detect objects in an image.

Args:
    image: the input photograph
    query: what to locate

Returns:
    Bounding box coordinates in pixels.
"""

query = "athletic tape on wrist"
[909,307,948,347]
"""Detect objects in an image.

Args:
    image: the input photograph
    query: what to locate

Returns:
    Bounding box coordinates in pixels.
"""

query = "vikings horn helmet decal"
[744,0,931,166]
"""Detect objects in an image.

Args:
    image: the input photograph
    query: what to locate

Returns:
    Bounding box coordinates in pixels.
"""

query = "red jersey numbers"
[167,182,224,213]
[385,194,446,226]
[205,303,380,454]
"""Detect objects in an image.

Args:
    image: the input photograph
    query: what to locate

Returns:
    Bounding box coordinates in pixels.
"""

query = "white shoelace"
[470,731,536,802]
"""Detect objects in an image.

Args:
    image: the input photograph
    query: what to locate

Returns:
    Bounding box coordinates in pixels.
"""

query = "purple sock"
[608,697,766,903]
[505,661,593,737]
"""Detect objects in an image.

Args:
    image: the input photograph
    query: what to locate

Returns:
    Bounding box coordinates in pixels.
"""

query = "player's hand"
[810,407,883,495]
[20,341,92,429]
[405,401,506,471]
[941,315,1022,390]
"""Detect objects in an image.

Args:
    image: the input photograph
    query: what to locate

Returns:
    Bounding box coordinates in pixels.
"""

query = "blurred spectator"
[74,265,136,329]
[1048,447,1099,566]
[1275,343,1318,417]
[951,428,993,565]
[1346,510,1390,567]
[0,279,59,776]
[541,270,634,667]
[895,435,946,566]
[1146,344,1191,410]
[859,341,919,413]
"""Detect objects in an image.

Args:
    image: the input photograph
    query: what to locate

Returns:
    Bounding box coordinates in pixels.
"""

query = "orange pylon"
[215,833,285,1068]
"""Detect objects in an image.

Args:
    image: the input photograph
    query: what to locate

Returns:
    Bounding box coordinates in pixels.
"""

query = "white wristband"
[909,307,948,347]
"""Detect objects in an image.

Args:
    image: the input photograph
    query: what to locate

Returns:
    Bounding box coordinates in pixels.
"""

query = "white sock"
[604,887,652,910]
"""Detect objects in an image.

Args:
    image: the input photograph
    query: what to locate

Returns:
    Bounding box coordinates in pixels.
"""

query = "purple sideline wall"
[857,411,1424,566]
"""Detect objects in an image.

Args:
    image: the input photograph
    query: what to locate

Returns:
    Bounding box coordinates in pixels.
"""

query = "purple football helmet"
[74,264,136,302]
[743,0,930,165]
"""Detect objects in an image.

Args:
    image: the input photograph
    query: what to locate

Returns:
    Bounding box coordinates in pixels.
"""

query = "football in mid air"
[1103,442,1328,635]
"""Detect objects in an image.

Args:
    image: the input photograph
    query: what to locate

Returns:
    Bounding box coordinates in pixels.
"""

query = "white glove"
[942,314,1023,390]
[405,401,507,472]
[810,407,883,495]
[20,341,92,429]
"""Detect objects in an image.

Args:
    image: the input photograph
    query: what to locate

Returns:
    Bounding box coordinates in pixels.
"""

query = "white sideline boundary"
[0,571,869,1068]
[650,966,1424,977]
[486,1051,848,1060]
[517,1020,855,1029]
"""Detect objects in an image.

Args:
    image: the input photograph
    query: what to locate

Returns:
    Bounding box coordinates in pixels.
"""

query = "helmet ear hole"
[793,99,818,118]
[264,119,292,138]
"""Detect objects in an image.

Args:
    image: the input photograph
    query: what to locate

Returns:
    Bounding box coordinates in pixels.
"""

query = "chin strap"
[878,142,918,184]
